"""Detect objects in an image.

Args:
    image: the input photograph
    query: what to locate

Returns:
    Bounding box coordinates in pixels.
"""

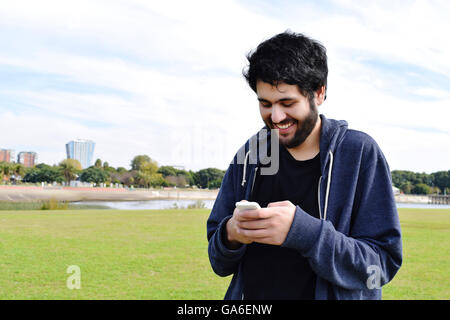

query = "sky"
[0,0,449,173]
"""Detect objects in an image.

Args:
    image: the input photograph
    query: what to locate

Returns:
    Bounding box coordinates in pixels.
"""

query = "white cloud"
[0,51,263,170]
[0,0,449,173]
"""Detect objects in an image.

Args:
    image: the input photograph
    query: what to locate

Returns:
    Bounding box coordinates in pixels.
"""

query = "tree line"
[0,155,225,189]
[391,170,450,195]
[1,159,449,194]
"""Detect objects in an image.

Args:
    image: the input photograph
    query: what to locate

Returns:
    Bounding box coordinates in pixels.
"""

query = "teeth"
[276,122,293,129]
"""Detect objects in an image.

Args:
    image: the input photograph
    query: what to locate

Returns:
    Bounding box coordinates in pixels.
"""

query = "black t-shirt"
[242,144,321,300]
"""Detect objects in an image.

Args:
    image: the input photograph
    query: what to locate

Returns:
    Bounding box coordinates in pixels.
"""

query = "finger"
[239,228,269,239]
[235,209,260,221]
[238,218,271,230]
[237,208,272,220]
[267,200,292,208]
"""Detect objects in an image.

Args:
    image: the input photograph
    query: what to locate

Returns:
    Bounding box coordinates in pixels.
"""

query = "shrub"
[41,198,69,210]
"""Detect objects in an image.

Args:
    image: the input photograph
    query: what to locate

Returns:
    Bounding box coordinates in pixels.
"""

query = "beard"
[266,96,319,149]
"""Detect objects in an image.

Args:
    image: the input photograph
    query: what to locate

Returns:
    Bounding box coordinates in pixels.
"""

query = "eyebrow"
[257,97,297,104]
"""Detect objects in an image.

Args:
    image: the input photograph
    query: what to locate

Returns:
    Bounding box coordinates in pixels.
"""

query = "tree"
[196,168,225,189]
[131,155,152,171]
[158,166,178,177]
[391,170,423,188]
[13,163,26,179]
[190,170,200,187]
[391,170,441,194]
[0,162,5,181]
[158,166,196,187]
[80,167,109,184]
[116,167,127,174]
[22,164,64,183]
[94,159,102,168]
[0,162,13,182]
[432,171,450,194]
[9,163,26,183]
[185,170,196,186]
[129,155,166,188]
[134,170,165,188]
[150,174,166,187]
[139,160,159,175]
[135,171,152,188]
[59,159,82,183]
[411,183,432,195]
[399,181,413,194]
[431,186,441,195]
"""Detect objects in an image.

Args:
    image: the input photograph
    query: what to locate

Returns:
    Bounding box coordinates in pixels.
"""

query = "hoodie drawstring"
[318,151,334,220]
[323,151,334,221]
[241,150,251,187]
[317,176,322,219]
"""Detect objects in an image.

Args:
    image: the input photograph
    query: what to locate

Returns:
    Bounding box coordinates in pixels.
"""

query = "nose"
[271,104,286,124]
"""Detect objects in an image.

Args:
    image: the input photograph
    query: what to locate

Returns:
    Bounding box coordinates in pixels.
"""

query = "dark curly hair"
[243,30,328,100]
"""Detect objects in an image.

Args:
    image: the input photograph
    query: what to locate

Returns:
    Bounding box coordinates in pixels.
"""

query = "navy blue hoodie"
[207,114,402,300]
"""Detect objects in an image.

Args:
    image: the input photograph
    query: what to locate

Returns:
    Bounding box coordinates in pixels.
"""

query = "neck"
[286,115,321,161]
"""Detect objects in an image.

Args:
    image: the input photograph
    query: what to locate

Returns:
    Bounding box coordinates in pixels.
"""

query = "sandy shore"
[0,186,219,202]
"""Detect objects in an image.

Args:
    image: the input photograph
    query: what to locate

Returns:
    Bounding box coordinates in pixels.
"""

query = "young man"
[207,31,402,300]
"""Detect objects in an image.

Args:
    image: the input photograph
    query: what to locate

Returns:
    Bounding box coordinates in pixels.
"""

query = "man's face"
[256,80,318,149]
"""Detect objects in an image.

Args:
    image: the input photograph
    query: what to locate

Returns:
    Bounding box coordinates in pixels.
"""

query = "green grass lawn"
[0,208,448,299]
[382,209,450,299]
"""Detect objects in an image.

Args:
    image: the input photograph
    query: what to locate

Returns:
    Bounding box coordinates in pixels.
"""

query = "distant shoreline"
[0,185,442,204]
[0,186,219,202]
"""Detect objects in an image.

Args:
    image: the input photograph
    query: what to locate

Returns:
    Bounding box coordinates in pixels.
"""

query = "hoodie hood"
[318,114,348,173]
[317,115,348,220]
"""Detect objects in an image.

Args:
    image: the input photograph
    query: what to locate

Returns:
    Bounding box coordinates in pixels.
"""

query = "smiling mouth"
[274,121,295,130]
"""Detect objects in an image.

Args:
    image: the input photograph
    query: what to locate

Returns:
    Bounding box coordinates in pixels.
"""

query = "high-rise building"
[17,151,37,167]
[65,139,95,169]
[0,149,15,163]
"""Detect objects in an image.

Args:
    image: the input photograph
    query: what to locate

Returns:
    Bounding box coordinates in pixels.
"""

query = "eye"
[282,102,294,107]
[259,102,271,108]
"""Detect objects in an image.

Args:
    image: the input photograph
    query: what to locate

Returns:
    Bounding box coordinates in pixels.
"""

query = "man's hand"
[225,202,255,249]
[227,200,296,246]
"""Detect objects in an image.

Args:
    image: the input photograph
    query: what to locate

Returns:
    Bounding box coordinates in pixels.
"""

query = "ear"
[314,86,326,106]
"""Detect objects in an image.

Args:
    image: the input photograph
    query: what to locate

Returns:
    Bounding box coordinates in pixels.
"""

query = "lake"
[72,199,450,210]
[72,199,217,210]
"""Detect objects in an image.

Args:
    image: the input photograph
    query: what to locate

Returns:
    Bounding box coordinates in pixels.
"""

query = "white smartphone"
[235,201,261,211]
